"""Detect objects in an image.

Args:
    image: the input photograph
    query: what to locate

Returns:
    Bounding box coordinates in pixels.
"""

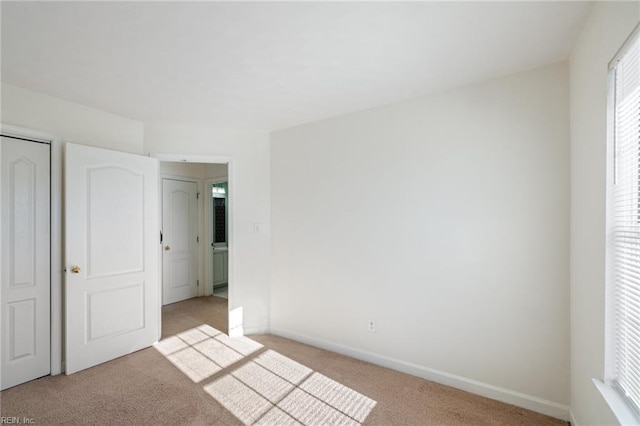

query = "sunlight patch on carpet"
[254,407,302,426]
[277,388,359,426]
[197,323,223,337]
[299,372,377,423]
[167,347,221,382]
[231,361,295,403]
[253,350,312,385]
[204,375,273,425]
[193,338,244,368]
[154,335,188,356]
[153,325,263,383]
[205,347,376,425]
[155,325,376,424]
[215,333,263,356]
[177,328,211,345]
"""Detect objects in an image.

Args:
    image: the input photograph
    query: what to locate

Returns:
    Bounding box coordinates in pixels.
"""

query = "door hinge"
[197,192,200,199]
[160,230,163,243]
[197,280,200,287]
[197,236,200,243]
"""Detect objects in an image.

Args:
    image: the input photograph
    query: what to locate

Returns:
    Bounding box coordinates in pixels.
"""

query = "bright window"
[610,27,640,414]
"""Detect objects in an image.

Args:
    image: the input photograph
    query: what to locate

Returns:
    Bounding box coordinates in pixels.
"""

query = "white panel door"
[65,143,159,375]
[1,136,50,390]
[162,179,198,305]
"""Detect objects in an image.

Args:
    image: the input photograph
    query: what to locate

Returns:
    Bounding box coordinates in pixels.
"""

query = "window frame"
[605,21,640,423]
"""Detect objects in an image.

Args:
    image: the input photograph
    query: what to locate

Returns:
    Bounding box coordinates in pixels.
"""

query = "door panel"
[87,282,144,341]
[65,143,159,375]
[1,136,50,390]
[213,251,225,285]
[212,250,228,286]
[86,167,144,277]
[162,179,198,305]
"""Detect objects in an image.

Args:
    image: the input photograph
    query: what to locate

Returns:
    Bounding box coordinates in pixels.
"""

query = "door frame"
[155,154,233,311]
[0,123,63,376]
[205,176,229,296]
[160,175,202,301]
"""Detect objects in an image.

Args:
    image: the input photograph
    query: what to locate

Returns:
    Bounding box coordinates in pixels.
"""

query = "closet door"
[1,136,51,390]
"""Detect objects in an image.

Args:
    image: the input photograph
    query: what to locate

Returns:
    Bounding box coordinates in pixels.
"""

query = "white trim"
[270,327,570,421]
[155,154,230,164]
[570,410,579,426]
[605,33,640,421]
[0,124,63,376]
[0,125,55,144]
[609,21,640,70]
[204,179,213,296]
[605,63,617,386]
[50,136,62,375]
[594,379,640,425]
[207,176,229,184]
[244,325,270,335]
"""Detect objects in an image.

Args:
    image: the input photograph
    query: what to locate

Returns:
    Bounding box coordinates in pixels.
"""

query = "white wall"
[270,62,570,416]
[1,83,144,153]
[570,2,640,425]
[159,162,228,180]
[206,163,228,179]
[160,162,208,180]
[145,124,270,334]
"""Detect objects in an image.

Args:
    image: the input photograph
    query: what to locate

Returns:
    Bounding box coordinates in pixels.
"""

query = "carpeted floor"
[0,296,566,425]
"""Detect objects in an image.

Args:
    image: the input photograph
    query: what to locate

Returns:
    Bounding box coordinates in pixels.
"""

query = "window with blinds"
[611,28,640,413]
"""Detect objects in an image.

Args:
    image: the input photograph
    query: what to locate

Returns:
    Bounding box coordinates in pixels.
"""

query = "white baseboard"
[270,327,570,421]
[244,325,270,335]
[570,409,578,425]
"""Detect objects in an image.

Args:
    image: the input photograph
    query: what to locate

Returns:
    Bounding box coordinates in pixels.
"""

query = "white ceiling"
[1,1,593,132]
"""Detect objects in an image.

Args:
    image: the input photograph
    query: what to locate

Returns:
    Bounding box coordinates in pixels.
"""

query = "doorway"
[158,158,231,333]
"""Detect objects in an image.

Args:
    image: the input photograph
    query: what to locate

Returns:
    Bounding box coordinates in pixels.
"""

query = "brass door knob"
[71,266,81,274]
[164,246,171,251]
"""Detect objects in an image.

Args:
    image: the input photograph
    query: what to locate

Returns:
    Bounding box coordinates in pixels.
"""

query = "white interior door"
[162,179,198,305]
[65,143,159,375]
[1,136,50,390]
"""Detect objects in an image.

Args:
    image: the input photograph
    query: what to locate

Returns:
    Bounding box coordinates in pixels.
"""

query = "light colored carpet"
[0,296,566,425]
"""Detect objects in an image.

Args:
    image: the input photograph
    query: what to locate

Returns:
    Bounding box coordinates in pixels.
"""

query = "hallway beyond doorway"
[162,295,228,338]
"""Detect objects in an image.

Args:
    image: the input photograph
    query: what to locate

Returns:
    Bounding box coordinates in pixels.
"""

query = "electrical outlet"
[368,320,376,332]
